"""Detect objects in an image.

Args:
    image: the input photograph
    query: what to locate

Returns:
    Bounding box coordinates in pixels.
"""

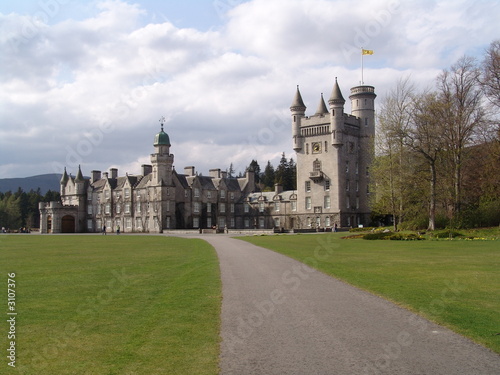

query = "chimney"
[184,166,195,176]
[209,169,221,178]
[221,171,227,178]
[91,170,101,184]
[110,168,118,179]
[142,164,152,176]
[275,183,283,194]
[246,169,255,190]
[103,172,109,179]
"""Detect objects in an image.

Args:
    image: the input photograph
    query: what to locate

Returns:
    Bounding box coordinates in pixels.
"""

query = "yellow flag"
[362,49,374,55]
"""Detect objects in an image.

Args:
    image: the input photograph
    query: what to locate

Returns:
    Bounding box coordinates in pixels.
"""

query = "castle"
[39,79,375,233]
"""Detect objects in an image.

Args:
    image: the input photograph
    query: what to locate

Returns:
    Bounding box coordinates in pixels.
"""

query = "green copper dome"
[154,128,171,146]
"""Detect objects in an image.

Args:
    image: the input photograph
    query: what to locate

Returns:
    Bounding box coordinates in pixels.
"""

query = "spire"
[328,77,345,105]
[290,85,306,112]
[75,165,84,182]
[315,93,329,115]
[60,167,69,185]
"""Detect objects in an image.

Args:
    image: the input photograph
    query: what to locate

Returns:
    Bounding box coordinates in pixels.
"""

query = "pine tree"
[261,161,275,190]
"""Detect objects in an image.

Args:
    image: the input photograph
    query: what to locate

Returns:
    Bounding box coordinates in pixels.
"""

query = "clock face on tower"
[312,142,321,154]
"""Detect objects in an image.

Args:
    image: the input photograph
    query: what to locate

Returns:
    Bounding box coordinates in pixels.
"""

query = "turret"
[349,85,376,137]
[290,85,306,151]
[328,77,345,147]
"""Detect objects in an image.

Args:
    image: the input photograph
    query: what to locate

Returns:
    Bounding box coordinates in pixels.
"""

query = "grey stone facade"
[40,79,375,233]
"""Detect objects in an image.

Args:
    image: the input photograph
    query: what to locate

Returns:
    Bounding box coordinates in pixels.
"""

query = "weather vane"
[159,116,165,131]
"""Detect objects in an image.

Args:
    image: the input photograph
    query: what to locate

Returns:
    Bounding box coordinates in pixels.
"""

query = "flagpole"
[361,47,364,85]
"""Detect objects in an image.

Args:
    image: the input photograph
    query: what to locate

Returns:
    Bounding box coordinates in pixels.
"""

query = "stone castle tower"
[291,78,376,228]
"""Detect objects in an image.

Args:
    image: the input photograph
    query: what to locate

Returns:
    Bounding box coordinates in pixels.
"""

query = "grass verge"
[0,235,221,375]
[239,232,500,353]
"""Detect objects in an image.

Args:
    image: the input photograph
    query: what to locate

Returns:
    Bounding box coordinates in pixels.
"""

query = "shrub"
[363,231,393,240]
[433,230,463,239]
[349,227,375,232]
[389,233,425,241]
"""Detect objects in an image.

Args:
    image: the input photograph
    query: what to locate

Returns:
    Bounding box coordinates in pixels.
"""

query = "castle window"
[207,191,212,199]
[291,201,297,211]
[207,217,212,228]
[274,218,280,228]
[166,200,170,212]
[220,203,226,213]
[105,190,110,199]
[193,217,199,228]
[356,197,360,209]
[346,196,350,209]
[105,203,111,215]
[325,179,331,191]
[346,161,349,173]
[356,181,359,192]
[244,203,250,213]
[230,192,234,200]
[275,202,280,212]
[305,181,311,192]
[346,180,350,191]
[259,202,265,213]
[137,202,141,213]
[313,159,321,172]
[259,217,265,229]
[365,118,368,127]
[230,203,235,213]
[306,143,309,154]
[88,206,93,215]
[136,217,142,229]
[325,141,328,152]
[194,202,200,213]
[194,188,200,198]
[324,196,331,209]
[356,162,359,175]
[124,188,130,198]
[207,203,211,213]
[87,220,93,230]
[325,216,331,227]
[219,217,226,228]
[185,190,188,198]
[220,190,226,199]
[125,203,130,214]
[116,203,121,214]
[306,197,312,210]
[244,218,250,228]
[332,109,335,116]
[97,205,101,214]
[230,218,235,228]
[166,187,170,196]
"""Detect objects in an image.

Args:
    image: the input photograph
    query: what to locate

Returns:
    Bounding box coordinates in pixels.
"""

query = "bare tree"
[437,56,485,215]
[406,92,446,230]
[480,40,500,109]
[372,77,415,230]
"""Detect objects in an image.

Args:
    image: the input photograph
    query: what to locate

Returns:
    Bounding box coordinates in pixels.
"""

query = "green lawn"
[0,235,221,375]
[239,232,500,353]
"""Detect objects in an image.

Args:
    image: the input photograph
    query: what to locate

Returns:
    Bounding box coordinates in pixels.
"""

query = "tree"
[437,56,485,215]
[261,161,275,190]
[371,77,415,230]
[248,160,261,184]
[405,92,447,230]
[227,163,235,178]
[480,40,500,109]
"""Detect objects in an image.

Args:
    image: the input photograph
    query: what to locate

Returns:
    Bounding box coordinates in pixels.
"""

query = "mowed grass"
[0,235,221,375]
[240,233,500,353]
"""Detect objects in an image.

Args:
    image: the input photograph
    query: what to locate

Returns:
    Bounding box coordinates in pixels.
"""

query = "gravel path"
[201,235,500,375]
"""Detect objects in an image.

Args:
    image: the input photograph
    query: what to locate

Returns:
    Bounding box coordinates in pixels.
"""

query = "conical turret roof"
[75,165,84,182]
[315,93,329,115]
[60,167,69,185]
[329,77,345,104]
[290,85,306,111]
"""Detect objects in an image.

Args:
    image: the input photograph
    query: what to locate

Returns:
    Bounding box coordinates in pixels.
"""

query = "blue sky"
[1,0,498,178]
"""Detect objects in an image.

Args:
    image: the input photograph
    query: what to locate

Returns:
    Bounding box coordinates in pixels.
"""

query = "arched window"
[313,159,321,172]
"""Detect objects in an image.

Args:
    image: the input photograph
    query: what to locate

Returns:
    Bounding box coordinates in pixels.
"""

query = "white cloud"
[0,0,498,178]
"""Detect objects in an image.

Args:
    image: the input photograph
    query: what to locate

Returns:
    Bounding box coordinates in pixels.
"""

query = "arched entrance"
[61,215,75,233]
[47,215,52,233]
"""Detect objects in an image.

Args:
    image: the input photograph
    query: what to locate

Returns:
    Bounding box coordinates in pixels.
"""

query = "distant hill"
[0,174,62,194]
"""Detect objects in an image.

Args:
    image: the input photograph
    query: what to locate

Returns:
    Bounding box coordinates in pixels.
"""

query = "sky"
[0,0,498,179]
